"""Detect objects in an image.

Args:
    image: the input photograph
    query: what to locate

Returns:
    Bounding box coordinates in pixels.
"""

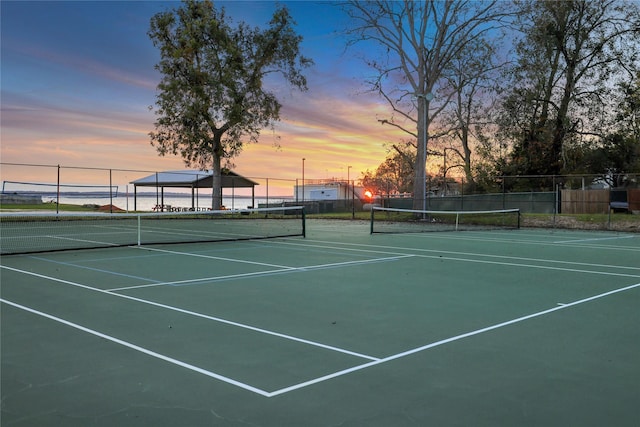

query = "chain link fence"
[0,163,296,213]
[2,163,638,229]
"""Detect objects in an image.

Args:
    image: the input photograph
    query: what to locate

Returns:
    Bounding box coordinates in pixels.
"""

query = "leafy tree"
[616,72,640,143]
[360,141,416,196]
[586,134,639,186]
[148,0,312,209]
[569,73,640,186]
[498,0,640,182]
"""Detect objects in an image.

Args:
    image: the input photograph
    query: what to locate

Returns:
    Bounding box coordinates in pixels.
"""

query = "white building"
[294,180,367,201]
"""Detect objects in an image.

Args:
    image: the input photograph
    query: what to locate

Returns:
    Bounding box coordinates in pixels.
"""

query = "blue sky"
[1,0,405,187]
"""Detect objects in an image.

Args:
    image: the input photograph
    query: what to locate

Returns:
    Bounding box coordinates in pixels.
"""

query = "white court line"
[397,232,640,252]
[267,281,640,396]
[3,267,638,397]
[0,265,379,361]
[109,253,414,291]
[293,254,414,272]
[30,256,161,284]
[274,239,640,276]
[138,246,294,270]
[49,235,122,247]
[0,298,271,397]
[108,269,288,291]
[553,235,637,244]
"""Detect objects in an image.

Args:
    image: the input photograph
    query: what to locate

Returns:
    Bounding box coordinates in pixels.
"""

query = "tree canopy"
[148,0,312,208]
[499,0,639,179]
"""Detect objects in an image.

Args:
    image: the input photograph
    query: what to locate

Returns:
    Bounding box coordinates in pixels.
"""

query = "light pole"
[348,165,353,218]
[443,148,447,196]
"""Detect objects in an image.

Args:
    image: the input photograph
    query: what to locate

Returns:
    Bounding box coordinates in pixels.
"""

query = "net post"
[56,165,60,215]
[109,169,113,214]
[517,210,521,229]
[370,206,374,234]
[302,206,306,238]
[137,214,141,246]
[455,213,459,231]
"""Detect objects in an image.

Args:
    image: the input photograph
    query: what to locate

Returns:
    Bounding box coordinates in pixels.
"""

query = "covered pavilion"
[130,170,258,211]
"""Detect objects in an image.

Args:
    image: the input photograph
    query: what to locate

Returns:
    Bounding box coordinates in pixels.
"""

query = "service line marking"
[137,246,295,269]
[109,253,413,291]
[0,265,379,361]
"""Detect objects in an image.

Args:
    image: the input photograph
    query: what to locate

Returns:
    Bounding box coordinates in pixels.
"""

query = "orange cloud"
[2,81,412,194]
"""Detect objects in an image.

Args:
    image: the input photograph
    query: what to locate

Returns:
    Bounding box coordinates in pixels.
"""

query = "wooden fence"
[630,189,640,212]
[561,189,640,214]
[561,189,610,214]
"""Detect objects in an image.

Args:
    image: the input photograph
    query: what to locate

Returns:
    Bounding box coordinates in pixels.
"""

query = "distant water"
[46,194,294,211]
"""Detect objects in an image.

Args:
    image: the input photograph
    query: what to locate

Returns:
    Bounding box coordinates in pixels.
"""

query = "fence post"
[155,172,159,212]
[56,165,60,215]
[553,176,557,227]
[552,175,555,212]
[608,187,612,229]
[109,169,113,213]
[352,179,355,219]
[502,176,506,210]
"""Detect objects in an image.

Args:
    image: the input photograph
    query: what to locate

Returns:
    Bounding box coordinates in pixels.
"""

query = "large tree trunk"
[211,136,223,210]
[413,100,428,212]
[211,154,222,210]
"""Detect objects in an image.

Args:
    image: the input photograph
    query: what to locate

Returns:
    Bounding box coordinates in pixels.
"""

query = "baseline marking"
[0,298,271,397]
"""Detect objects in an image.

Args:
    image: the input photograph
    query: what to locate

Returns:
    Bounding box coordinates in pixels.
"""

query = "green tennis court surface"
[2,220,639,426]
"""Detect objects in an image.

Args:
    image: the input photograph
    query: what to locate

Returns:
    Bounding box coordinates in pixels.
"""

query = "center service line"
[0,265,378,361]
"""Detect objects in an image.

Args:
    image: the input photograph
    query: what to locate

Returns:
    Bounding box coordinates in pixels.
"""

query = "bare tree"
[342,0,508,210]
[436,37,505,191]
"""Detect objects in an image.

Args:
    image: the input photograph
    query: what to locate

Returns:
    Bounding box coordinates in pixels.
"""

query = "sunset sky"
[1,0,410,192]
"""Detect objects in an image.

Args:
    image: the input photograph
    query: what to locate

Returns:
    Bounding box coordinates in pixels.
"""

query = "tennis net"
[0,206,305,255]
[370,206,520,234]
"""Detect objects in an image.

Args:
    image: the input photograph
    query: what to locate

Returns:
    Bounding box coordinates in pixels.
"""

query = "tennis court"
[1,214,639,426]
